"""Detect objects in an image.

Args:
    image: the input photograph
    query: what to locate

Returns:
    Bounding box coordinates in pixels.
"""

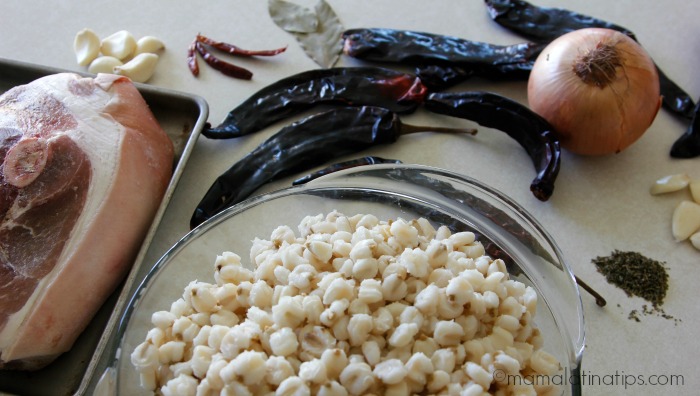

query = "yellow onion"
[528,28,662,156]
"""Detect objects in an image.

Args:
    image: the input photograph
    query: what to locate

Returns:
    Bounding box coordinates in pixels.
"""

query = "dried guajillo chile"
[412,65,473,92]
[292,156,402,185]
[203,67,428,139]
[191,106,476,228]
[671,100,700,158]
[342,28,545,86]
[424,91,560,201]
[484,0,635,42]
[484,0,696,123]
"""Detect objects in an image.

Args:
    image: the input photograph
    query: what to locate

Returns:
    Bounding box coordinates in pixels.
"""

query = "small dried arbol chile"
[187,34,287,80]
[484,0,696,123]
[191,106,475,228]
[196,34,287,57]
[424,91,561,201]
[194,42,253,80]
[341,28,545,89]
[186,39,199,76]
[203,67,428,139]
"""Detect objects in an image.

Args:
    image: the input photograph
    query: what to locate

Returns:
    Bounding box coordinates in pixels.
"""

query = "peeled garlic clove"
[690,232,700,251]
[114,53,159,83]
[671,200,700,242]
[650,173,691,195]
[135,36,165,55]
[87,56,123,74]
[690,179,700,204]
[101,30,137,60]
[74,28,101,66]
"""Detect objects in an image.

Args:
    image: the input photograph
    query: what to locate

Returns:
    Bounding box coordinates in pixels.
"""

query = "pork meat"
[0,73,174,370]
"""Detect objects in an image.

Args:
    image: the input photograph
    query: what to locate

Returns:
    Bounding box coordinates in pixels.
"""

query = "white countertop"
[1,1,699,395]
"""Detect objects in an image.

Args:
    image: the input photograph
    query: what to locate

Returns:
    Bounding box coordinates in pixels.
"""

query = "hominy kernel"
[352,257,379,280]
[339,362,374,395]
[427,369,451,393]
[412,337,438,357]
[210,309,239,327]
[357,278,383,304]
[388,323,419,347]
[390,219,419,247]
[414,284,439,315]
[317,381,348,396]
[269,327,298,356]
[373,358,408,384]
[323,278,355,305]
[370,307,393,335]
[299,325,337,358]
[347,314,373,346]
[348,299,371,316]
[530,349,561,375]
[427,269,452,289]
[145,327,166,348]
[465,361,493,389]
[151,310,176,329]
[321,348,348,380]
[299,359,328,384]
[361,340,381,366]
[431,348,456,373]
[381,273,408,302]
[265,356,295,386]
[160,373,198,396]
[433,320,464,347]
[275,376,310,396]
[272,295,305,328]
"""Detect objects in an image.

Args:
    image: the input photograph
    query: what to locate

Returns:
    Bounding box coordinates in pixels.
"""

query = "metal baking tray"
[0,57,208,396]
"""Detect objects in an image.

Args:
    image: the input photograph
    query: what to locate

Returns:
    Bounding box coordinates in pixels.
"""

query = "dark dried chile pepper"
[196,34,287,57]
[424,91,560,201]
[484,0,696,122]
[194,41,254,80]
[203,67,428,139]
[191,106,475,228]
[292,156,402,185]
[341,28,546,88]
[484,0,635,42]
[670,100,700,158]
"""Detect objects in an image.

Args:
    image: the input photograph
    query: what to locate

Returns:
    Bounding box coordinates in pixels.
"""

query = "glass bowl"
[111,164,585,395]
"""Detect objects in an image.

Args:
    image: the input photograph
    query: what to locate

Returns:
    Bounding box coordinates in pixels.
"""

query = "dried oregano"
[592,250,669,307]
[593,250,679,324]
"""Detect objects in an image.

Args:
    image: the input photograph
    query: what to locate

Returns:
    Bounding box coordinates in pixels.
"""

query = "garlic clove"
[74,28,101,66]
[114,53,159,83]
[671,200,700,242]
[690,232,700,251]
[87,56,123,74]
[101,30,137,61]
[135,36,166,55]
[689,179,700,204]
[650,173,691,195]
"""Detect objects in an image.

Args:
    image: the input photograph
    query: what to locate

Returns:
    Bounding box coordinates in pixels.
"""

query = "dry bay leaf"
[268,0,344,68]
[268,0,318,33]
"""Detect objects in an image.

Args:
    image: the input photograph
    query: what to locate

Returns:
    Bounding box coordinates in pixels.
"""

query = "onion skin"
[527,28,661,156]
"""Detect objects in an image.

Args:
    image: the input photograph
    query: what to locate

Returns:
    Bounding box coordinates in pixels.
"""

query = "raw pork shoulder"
[0,73,173,370]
